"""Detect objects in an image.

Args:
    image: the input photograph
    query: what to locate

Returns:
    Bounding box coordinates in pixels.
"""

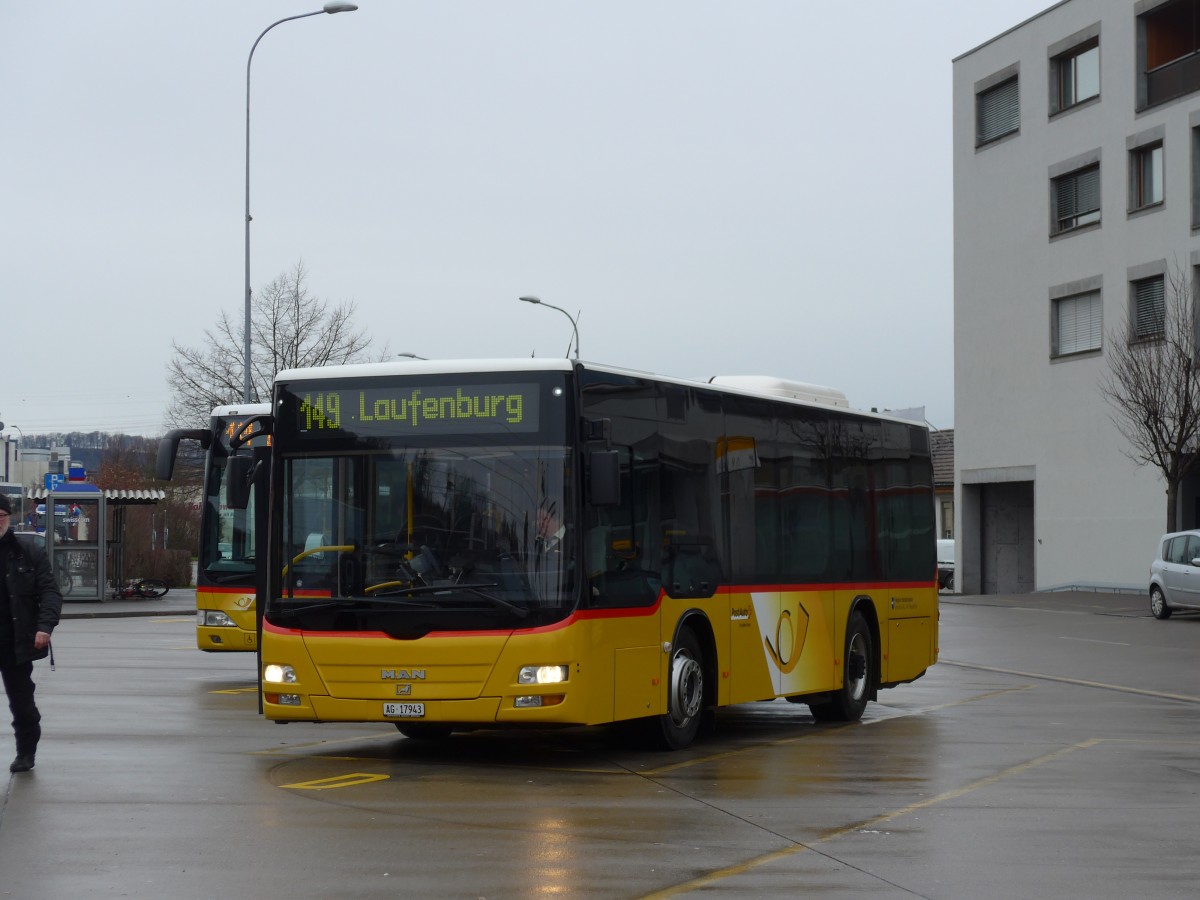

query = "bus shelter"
[33,486,165,601]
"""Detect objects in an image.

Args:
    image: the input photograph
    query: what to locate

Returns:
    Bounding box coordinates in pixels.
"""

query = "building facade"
[953,0,1200,592]
[2,436,65,510]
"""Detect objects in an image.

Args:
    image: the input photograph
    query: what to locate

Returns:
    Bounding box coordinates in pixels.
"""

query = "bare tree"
[166,261,386,427]
[1100,264,1200,532]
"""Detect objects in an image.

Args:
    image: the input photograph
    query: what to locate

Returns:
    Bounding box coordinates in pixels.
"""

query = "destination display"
[220,417,271,448]
[293,382,541,437]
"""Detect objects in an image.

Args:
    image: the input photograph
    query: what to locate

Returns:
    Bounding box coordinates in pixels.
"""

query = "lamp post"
[244,1,358,402]
[519,296,580,360]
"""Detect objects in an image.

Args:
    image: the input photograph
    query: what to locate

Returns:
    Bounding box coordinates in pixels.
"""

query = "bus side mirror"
[226,456,257,510]
[588,450,620,507]
[156,428,209,481]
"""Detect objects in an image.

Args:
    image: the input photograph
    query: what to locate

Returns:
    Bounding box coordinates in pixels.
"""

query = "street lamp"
[519,296,580,360]
[244,1,358,402]
[397,352,427,360]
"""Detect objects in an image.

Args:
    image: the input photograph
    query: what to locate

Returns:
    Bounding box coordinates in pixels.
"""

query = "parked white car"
[1148,529,1200,619]
[936,539,955,591]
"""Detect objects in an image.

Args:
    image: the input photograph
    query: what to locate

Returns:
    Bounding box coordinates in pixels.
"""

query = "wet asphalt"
[2,589,1197,899]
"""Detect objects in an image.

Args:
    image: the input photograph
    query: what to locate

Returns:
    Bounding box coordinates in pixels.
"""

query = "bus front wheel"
[809,612,873,723]
[644,628,705,750]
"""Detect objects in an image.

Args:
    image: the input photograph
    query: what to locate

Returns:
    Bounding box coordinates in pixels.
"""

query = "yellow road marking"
[282,773,390,790]
[639,739,1101,899]
[152,617,195,624]
[210,687,259,695]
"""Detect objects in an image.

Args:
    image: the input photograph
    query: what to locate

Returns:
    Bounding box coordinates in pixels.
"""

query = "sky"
[1,0,1052,437]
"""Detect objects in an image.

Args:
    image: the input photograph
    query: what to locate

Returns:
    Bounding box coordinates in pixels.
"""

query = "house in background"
[931,429,955,540]
[953,0,1200,592]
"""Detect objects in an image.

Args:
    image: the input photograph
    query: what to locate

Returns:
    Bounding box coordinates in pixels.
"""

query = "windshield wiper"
[368,582,530,619]
[451,584,530,619]
[283,583,529,619]
[284,596,441,615]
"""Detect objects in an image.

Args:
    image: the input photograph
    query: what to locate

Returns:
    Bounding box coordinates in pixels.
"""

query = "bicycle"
[54,555,74,597]
[112,578,170,600]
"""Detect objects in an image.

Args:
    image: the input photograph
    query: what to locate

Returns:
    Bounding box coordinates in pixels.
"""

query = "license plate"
[383,702,425,718]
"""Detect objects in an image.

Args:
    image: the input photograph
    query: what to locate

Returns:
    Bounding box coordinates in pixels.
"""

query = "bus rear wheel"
[644,628,705,750]
[809,611,873,723]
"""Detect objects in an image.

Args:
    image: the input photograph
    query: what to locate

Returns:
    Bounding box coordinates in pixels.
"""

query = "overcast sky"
[1,1,1051,436]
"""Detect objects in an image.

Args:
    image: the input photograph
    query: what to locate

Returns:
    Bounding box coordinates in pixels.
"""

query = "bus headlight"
[518,665,569,685]
[199,610,236,627]
[263,664,297,685]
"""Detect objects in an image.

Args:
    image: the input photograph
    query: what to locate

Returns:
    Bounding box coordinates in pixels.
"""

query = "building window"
[1192,126,1200,227]
[1132,276,1166,340]
[1052,291,1102,356]
[1052,164,1100,234]
[976,77,1019,145]
[1052,40,1099,112]
[1131,142,1164,210]
[1139,0,1200,109]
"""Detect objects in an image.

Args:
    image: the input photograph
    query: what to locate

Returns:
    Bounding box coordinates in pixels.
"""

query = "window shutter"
[1076,167,1100,215]
[1055,177,1078,224]
[1135,277,1165,339]
[977,78,1019,144]
[1056,292,1102,355]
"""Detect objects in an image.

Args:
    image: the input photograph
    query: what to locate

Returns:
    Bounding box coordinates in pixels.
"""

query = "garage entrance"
[979,481,1035,593]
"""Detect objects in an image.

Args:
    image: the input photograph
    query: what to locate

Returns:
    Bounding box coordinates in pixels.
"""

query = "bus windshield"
[273,444,574,629]
[200,415,268,585]
[266,369,577,632]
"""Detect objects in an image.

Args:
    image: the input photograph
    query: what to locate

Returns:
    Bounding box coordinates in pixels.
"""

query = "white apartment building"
[953,0,1200,592]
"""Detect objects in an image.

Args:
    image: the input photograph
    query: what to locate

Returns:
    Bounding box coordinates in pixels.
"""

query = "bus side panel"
[597,609,667,723]
[886,617,931,683]
[728,588,839,703]
[197,585,257,652]
[728,590,778,704]
[878,583,939,683]
[778,589,836,696]
[614,646,662,721]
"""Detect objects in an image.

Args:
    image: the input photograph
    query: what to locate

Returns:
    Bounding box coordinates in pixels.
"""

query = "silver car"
[1148,529,1200,619]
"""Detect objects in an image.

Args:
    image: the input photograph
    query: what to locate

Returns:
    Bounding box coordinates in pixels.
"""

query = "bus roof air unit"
[707,375,849,408]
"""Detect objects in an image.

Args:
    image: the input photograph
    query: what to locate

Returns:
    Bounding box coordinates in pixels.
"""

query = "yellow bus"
[259,359,937,748]
[158,403,270,652]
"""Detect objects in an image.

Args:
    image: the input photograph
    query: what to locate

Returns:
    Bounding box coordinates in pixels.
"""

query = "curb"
[59,588,198,620]
[60,607,197,620]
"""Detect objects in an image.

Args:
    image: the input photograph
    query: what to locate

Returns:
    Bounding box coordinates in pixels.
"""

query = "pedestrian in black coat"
[0,493,62,773]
